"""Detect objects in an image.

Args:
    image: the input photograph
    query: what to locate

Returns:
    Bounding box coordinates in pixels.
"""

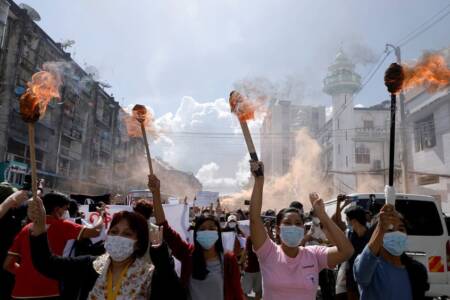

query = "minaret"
[323,49,361,194]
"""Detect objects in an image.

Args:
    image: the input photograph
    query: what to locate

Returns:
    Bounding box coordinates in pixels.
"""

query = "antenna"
[19,3,41,21]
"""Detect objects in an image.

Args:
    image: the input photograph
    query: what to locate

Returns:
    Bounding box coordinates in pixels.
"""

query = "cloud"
[151,96,258,194]
[195,155,251,193]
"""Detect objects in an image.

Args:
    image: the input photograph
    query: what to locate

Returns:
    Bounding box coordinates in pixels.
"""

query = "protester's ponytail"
[192,215,224,280]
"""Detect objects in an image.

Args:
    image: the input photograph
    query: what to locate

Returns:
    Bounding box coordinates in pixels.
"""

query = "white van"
[325,193,450,298]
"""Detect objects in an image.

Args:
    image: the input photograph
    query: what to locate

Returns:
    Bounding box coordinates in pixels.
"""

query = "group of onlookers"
[0,160,430,299]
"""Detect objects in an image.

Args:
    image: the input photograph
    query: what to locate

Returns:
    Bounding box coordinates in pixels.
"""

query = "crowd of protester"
[0,161,431,300]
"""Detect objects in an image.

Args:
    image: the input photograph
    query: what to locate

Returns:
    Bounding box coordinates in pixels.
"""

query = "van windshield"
[395,200,443,236]
[349,197,443,236]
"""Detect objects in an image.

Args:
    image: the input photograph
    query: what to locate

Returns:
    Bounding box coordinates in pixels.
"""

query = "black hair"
[344,206,367,227]
[43,192,70,215]
[276,207,304,226]
[192,215,224,280]
[372,211,411,234]
[289,201,304,211]
[68,199,79,218]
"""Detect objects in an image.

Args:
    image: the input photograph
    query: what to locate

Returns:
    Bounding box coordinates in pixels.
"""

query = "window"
[395,200,443,236]
[353,197,444,236]
[363,120,374,129]
[414,115,436,152]
[355,144,370,164]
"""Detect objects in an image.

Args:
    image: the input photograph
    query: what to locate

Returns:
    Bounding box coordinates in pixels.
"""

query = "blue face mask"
[196,230,219,250]
[383,231,407,256]
[347,223,353,232]
[280,225,305,248]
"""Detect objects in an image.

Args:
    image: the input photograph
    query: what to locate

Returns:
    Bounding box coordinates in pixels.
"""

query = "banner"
[194,191,219,207]
[79,203,190,241]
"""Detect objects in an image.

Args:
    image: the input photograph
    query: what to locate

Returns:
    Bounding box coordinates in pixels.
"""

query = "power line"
[396,3,450,47]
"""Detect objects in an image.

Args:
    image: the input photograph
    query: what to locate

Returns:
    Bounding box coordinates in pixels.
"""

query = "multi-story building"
[0,1,202,198]
[0,1,121,194]
[260,99,326,179]
[404,46,450,210]
[318,49,403,195]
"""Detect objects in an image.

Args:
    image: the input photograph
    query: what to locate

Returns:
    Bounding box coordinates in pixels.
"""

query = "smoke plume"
[223,128,331,212]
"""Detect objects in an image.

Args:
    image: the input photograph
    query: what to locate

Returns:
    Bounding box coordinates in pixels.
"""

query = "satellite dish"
[19,3,41,21]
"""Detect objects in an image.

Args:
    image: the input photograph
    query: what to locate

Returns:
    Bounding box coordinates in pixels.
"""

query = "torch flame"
[124,104,157,138]
[402,53,450,92]
[229,91,259,122]
[19,70,62,123]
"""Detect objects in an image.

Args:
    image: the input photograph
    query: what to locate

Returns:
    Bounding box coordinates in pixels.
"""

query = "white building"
[319,49,402,195]
[404,47,450,210]
[261,100,326,179]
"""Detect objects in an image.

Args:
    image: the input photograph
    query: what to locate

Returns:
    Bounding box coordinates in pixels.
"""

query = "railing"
[354,127,387,139]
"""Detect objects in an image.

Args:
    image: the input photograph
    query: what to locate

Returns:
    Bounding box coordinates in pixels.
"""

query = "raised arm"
[148,174,191,261]
[27,197,95,279]
[249,161,267,251]
[148,175,166,224]
[310,193,354,268]
[331,194,348,231]
[0,190,28,219]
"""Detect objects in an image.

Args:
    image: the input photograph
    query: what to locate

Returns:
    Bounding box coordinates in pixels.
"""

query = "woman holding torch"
[248,160,354,300]
[26,196,158,300]
[149,174,244,300]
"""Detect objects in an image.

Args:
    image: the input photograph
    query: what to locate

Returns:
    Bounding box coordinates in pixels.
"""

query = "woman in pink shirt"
[249,161,354,300]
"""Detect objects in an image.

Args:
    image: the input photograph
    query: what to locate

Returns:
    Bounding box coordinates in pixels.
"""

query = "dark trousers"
[319,269,336,300]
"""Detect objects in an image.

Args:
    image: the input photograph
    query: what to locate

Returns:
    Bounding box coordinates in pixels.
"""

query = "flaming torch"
[229,91,263,176]
[384,52,450,204]
[19,70,61,201]
[131,104,154,175]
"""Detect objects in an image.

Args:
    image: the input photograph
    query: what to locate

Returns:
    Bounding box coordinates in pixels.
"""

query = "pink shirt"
[255,238,329,300]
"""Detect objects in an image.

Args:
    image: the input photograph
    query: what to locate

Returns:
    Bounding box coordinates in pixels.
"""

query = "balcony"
[354,127,387,141]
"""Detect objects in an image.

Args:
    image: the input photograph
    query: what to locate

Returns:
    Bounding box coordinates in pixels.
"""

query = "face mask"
[347,223,353,232]
[196,230,219,250]
[383,231,407,256]
[105,235,136,262]
[149,217,156,224]
[62,210,70,220]
[312,217,320,225]
[228,222,237,229]
[195,213,201,217]
[203,212,210,217]
[280,225,305,248]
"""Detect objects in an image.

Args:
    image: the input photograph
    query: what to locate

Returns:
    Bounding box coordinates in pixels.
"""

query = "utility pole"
[386,43,409,193]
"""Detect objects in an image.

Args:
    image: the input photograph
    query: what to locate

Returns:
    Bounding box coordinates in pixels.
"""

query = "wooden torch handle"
[28,123,38,201]
[140,122,154,175]
[240,121,264,176]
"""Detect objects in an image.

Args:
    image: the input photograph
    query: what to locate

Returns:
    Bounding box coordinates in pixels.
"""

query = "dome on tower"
[323,48,361,95]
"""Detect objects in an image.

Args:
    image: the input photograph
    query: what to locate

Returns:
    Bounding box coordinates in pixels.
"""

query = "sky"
[21,0,450,194]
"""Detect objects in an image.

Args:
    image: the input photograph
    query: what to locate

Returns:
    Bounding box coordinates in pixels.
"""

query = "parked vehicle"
[325,193,450,297]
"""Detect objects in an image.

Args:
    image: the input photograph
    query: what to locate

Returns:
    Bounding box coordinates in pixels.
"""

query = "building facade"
[318,49,403,195]
[404,47,450,210]
[0,0,202,198]
[260,99,326,179]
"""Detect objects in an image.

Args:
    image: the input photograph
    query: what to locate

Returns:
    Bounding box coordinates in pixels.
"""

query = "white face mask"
[149,217,156,224]
[228,222,237,229]
[312,217,320,225]
[62,210,70,220]
[105,235,136,262]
